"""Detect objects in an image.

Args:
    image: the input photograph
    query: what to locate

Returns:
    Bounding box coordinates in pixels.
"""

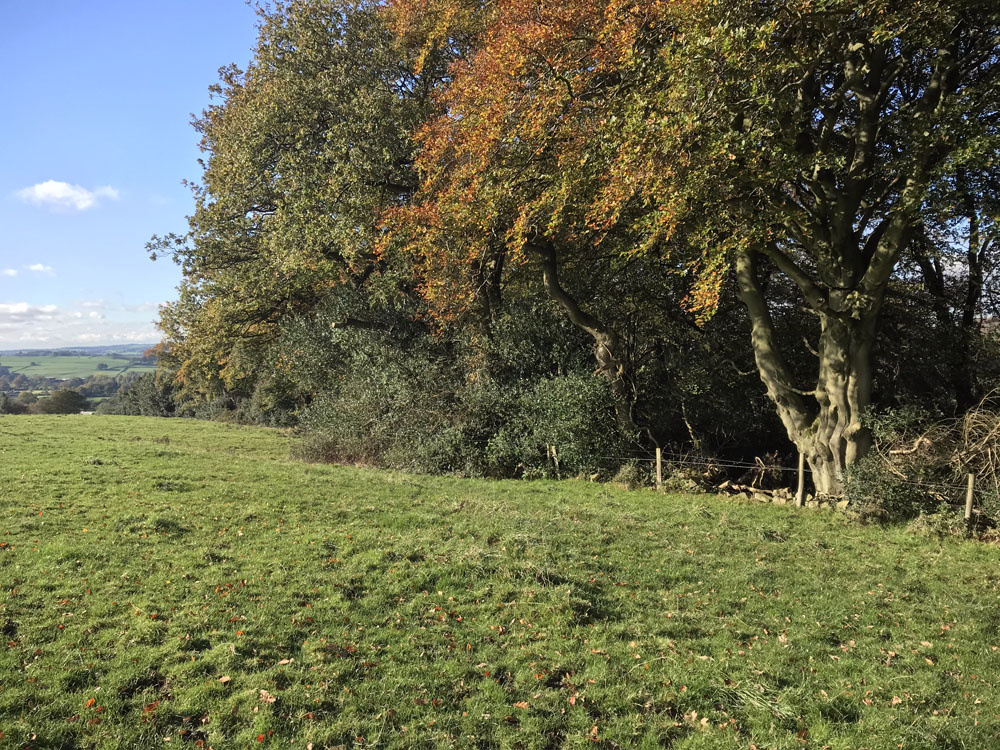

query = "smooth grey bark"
[729,17,987,494]
[737,171,925,495]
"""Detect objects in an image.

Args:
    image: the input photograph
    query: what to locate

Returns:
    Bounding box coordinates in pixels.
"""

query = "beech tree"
[385,0,705,438]
[687,1,1000,493]
[389,0,1000,493]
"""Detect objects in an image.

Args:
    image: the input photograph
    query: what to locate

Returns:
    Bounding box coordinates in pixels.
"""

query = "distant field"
[0,354,156,379]
[1,416,999,749]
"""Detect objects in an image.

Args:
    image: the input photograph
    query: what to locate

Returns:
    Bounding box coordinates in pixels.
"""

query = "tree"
[16,390,38,406]
[688,1,1000,493]
[97,373,177,417]
[389,0,1000,493]
[151,0,449,404]
[34,390,89,414]
[385,0,712,441]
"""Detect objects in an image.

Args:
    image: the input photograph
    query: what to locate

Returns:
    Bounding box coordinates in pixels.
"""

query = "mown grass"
[1,416,999,749]
[0,355,156,379]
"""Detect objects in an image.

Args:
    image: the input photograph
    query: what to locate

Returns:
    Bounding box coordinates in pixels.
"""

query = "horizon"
[0,2,260,349]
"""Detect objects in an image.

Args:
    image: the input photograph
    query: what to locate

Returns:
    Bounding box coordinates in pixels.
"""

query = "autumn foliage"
[153,0,1000,491]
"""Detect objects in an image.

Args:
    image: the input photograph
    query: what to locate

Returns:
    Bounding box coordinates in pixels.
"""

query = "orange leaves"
[383,0,723,323]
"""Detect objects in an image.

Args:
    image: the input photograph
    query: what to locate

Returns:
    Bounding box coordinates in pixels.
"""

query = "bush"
[843,454,935,523]
[906,502,970,538]
[485,375,636,479]
[34,389,89,414]
[98,374,177,417]
[611,460,650,490]
[848,402,1000,526]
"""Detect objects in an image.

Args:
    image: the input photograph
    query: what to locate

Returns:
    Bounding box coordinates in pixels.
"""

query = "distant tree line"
[0,390,89,415]
[0,371,145,398]
[135,0,999,496]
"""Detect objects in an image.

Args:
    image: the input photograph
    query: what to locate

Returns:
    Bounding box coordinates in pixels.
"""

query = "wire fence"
[552,447,976,495]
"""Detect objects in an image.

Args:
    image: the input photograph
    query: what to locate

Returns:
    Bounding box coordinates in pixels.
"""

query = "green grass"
[1,416,998,749]
[0,355,156,380]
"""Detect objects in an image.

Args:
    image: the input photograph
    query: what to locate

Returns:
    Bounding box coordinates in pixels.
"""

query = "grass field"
[0,355,156,380]
[1,416,999,749]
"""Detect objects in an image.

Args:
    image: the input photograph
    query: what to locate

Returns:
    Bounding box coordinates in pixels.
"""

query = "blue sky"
[0,1,260,348]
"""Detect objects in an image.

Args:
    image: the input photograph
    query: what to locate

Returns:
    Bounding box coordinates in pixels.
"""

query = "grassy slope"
[0,356,156,380]
[1,416,998,750]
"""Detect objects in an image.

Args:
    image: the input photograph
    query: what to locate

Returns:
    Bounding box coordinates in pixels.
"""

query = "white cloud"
[28,263,54,274]
[1,269,16,277]
[0,300,159,348]
[16,180,120,211]
[0,302,60,325]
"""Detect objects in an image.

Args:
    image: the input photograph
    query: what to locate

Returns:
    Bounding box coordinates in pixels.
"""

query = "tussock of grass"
[1,416,999,749]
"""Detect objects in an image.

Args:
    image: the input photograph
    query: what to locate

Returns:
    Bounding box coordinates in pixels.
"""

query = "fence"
[545,444,983,527]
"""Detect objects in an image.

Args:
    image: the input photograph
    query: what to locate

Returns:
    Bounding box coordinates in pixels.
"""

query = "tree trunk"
[806,303,876,495]
[528,241,638,434]
[736,249,879,496]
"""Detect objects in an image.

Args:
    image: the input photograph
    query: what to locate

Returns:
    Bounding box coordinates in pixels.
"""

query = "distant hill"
[0,343,159,357]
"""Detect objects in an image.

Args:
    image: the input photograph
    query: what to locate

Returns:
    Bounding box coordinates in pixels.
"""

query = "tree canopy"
[153,0,1000,494]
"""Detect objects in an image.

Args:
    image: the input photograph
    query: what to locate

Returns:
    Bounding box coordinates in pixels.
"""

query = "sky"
[0,1,261,349]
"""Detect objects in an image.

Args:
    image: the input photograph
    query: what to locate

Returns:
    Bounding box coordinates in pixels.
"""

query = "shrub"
[611,460,650,490]
[843,454,935,523]
[34,389,89,414]
[98,374,177,417]
[849,402,1000,526]
[484,375,636,479]
[907,503,970,538]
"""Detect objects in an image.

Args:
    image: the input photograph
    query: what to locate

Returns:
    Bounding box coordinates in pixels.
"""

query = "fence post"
[655,447,663,491]
[795,452,805,507]
[965,473,975,528]
[552,444,560,480]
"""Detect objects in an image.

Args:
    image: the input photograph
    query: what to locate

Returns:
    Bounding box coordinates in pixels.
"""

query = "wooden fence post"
[655,447,663,491]
[965,473,975,528]
[795,452,805,507]
[552,444,560,480]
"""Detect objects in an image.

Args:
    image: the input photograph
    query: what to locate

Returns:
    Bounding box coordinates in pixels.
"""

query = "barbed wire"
[383,429,979,494]
[566,451,974,493]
